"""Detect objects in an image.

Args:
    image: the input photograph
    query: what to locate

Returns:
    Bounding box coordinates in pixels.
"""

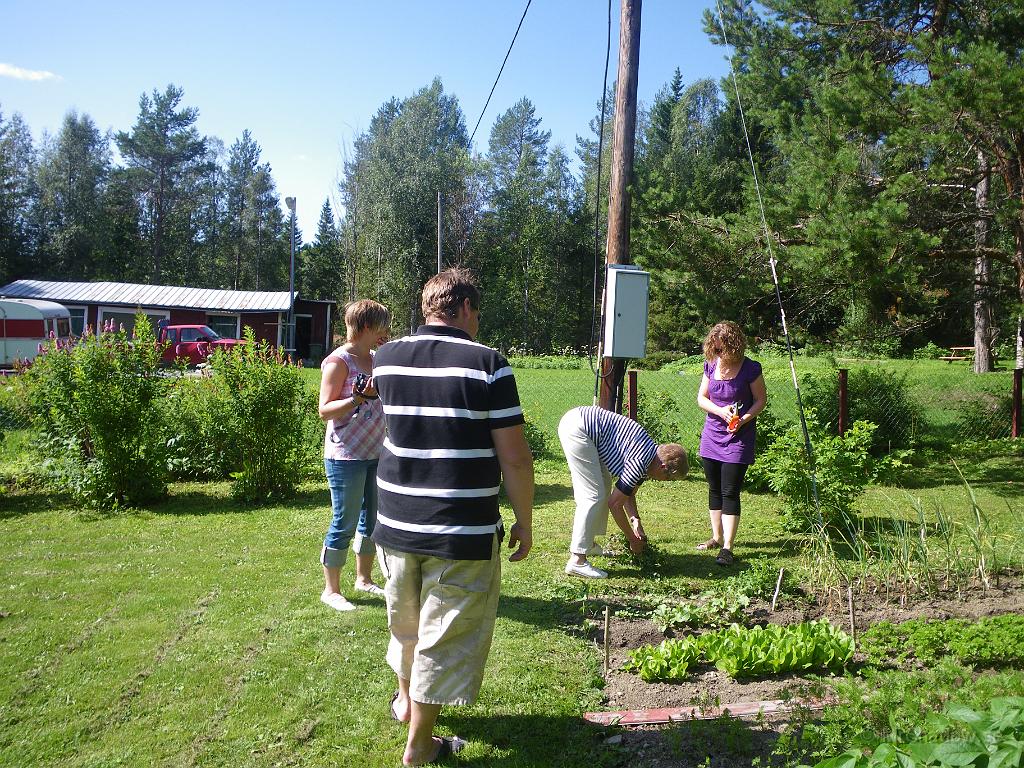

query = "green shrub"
[18,315,168,507]
[746,401,787,491]
[204,330,313,502]
[631,351,687,370]
[636,387,686,445]
[162,376,235,480]
[761,412,875,532]
[912,341,945,360]
[802,366,918,453]
[522,411,551,458]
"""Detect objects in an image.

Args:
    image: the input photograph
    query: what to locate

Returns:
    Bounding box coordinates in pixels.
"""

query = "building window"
[97,309,168,336]
[66,307,86,336]
[206,314,240,339]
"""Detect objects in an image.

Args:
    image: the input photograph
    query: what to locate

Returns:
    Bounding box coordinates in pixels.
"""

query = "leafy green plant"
[912,341,945,360]
[650,557,790,633]
[204,329,312,502]
[522,410,551,458]
[636,387,686,445]
[652,593,750,633]
[859,614,1024,671]
[761,412,875,532]
[746,401,787,492]
[955,392,1014,442]
[623,637,703,682]
[624,620,853,682]
[17,315,168,507]
[702,620,853,679]
[813,697,1024,768]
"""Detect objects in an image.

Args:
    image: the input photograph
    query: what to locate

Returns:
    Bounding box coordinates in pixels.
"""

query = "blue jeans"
[322,458,379,568]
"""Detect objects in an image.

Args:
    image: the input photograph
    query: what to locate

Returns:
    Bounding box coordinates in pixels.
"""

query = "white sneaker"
[565,561,608,579]
[584,543,606,557]
[354,582,385,597]
[320,591,357,611]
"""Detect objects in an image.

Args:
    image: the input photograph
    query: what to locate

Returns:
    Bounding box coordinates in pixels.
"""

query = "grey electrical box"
[603,264,650,358]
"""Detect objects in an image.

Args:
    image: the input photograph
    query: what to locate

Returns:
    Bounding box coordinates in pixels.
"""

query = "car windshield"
[198,326,222,341]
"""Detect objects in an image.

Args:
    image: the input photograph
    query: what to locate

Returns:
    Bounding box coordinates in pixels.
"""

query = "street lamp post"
[285,196,296,355]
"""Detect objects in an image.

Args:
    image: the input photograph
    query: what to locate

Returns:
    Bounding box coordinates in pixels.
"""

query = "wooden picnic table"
[940,345,974,362]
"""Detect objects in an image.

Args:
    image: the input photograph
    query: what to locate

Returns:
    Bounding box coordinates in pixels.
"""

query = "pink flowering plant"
[19,314,168,507]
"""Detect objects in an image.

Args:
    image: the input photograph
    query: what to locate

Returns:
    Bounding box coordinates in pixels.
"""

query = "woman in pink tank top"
[317,299,390,612]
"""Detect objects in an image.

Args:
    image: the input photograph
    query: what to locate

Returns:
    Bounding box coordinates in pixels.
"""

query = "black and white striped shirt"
[578,406,658,495]
[371,324,524,560]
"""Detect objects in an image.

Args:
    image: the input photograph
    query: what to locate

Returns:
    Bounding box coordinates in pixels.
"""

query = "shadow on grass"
[533,482,574,504]
[440,712,619,767]
[144,484,330,516]
[0,487,71,520]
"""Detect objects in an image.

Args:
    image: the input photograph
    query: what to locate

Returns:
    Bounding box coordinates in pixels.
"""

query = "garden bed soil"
[597,579,1024,767]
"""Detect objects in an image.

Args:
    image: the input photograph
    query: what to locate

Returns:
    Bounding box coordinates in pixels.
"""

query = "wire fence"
[1,356,1019,462]
[511,355,1022,457]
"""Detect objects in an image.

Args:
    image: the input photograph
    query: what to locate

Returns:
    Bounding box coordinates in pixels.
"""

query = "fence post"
[627,369,638,421]
[1013,367,1022,438]
[838,368,849,437]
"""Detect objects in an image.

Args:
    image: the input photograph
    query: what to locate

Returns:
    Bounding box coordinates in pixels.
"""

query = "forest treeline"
[1,2,1021,359]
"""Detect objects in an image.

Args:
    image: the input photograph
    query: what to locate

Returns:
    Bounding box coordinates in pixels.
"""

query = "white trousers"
[558,408,612,555]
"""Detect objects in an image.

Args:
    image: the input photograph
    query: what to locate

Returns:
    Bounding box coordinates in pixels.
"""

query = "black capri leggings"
[701,457,749,516]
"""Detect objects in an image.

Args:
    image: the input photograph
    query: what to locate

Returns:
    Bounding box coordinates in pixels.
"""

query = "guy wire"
[714,1,824,530]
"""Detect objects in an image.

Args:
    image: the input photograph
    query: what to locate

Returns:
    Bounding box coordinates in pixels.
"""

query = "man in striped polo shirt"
[559,405,688,579]
[372,268,534,766]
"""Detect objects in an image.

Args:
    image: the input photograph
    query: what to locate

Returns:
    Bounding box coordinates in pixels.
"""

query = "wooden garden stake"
[771,567,785,612]
[847,582,856,642]
[603,605,611,677]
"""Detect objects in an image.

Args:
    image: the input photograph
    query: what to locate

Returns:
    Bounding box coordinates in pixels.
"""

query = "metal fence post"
[838,368,848,437]
[1013,367,1022,438]
[627,369,638,421]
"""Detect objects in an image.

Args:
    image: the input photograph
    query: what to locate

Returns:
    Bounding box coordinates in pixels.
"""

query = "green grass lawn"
[1,360,1021,766]
[2,442,1022,767]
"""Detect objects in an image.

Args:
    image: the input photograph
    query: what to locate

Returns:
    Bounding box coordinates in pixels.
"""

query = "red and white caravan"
[0,298,73,368]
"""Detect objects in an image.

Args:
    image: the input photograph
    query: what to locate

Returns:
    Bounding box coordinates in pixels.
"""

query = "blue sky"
[1,1,732,236]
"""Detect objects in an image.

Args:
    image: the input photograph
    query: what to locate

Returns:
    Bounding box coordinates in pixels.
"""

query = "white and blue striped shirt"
[577,406,658,495]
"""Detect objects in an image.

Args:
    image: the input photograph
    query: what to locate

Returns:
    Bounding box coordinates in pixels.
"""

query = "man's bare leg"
[403,700,443,766]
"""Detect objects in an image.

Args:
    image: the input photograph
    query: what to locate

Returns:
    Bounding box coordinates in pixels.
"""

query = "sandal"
[716,548,734,566]
[696,538,721,551]
[389,690,403,722]
[414,736,466,765]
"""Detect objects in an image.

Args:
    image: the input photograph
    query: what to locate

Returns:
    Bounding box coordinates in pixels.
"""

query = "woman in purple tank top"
[696,321,767,566]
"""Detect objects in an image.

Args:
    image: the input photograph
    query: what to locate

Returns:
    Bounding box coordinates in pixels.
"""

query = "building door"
[295,314,312,360]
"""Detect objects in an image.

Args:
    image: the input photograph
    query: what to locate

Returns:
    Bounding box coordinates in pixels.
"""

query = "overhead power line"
[469,0,533,145]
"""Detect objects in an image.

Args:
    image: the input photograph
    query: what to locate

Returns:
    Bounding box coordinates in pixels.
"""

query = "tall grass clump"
[17,316,168,507]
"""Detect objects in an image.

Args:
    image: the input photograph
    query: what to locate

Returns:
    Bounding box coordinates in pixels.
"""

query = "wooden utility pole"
[599,0,642,412]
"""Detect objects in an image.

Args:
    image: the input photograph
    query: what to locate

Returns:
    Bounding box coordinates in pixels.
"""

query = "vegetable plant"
[624,620,854,682]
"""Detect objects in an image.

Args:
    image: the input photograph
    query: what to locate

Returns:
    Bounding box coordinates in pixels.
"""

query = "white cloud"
[0,63,62,82]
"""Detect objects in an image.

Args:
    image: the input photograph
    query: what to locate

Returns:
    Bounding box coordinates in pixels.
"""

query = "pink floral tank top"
[322,347,385,461]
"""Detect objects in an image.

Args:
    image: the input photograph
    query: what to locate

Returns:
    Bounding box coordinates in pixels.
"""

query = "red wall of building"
[240,312,282,346]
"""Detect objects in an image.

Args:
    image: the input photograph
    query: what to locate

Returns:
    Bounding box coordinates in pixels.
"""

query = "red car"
[158,323,243,366]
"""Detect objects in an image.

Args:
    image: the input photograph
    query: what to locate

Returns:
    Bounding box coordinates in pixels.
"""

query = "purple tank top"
[699,357,762,465]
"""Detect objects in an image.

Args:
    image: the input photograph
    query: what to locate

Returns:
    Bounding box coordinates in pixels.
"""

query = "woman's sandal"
[716,548,734,566]
[696,538,721,551]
